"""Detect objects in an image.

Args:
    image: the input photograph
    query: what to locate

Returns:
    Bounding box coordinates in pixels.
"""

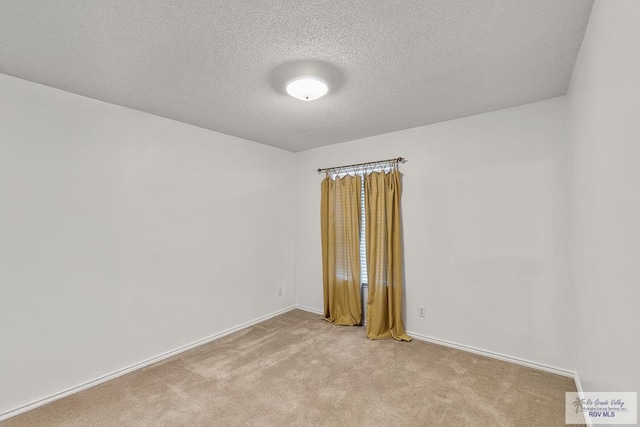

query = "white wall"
[568,0,640,393]
[0,74,294,415]
[294,98,575,372]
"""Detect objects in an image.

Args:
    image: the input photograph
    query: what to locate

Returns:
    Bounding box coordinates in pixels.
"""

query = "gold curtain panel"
[321,174,362,326]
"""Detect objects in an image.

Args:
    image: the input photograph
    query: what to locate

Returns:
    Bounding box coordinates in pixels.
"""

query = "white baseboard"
[0,305,297,422]
[294,304,324,315]
[295,304,369,324]
[406,330,576,378]
[572,373,592,427]
[574,372,585,394]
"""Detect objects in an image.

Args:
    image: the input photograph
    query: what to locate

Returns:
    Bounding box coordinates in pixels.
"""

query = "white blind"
[360,180,368,285]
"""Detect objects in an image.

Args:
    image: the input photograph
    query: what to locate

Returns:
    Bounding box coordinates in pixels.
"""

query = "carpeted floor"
[2,309,579,426]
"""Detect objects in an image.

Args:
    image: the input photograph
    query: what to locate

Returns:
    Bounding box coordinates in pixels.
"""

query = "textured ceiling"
[0,0,594,152]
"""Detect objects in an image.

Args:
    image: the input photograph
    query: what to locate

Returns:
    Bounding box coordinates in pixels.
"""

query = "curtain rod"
[316,157,405,173]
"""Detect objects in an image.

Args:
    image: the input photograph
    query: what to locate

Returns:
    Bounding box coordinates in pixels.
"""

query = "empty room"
[1,1,638,426]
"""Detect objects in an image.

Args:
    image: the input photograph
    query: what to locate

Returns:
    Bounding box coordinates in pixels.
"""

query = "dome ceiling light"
[286,77,328,101]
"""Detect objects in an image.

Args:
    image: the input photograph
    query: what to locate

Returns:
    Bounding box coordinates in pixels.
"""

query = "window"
[360,180,368,285]
[331,161,395,288]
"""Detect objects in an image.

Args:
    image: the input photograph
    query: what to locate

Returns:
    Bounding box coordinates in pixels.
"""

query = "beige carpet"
[2,309,579,426]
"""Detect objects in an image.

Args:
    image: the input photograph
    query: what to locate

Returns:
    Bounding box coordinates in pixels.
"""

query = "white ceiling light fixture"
[286,77,328,101]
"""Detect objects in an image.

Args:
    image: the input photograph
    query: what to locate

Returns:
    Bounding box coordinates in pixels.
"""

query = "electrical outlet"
[418,306,426,317]
[278,287,283,297]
